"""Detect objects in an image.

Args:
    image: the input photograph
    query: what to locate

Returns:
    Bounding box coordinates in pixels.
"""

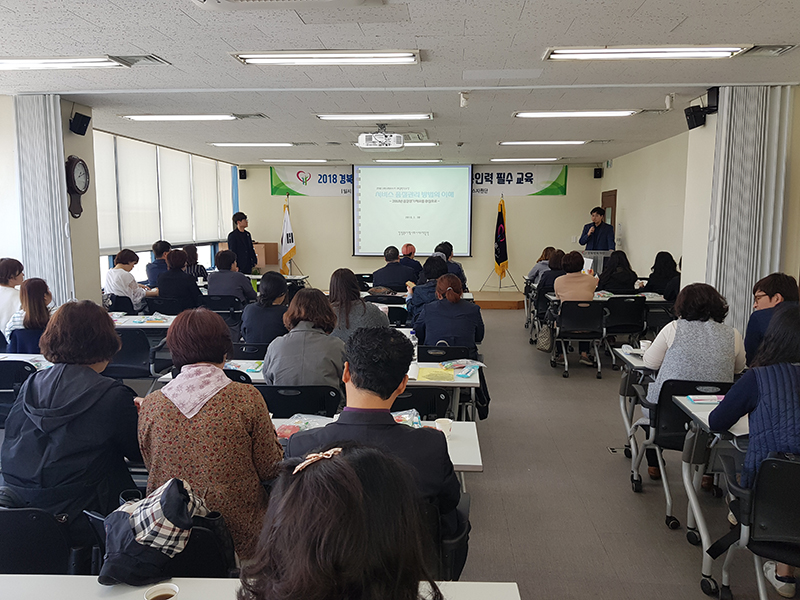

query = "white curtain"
[14,94,75,305]
[706,85,792,335]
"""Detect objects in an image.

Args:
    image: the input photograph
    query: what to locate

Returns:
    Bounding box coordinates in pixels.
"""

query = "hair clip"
[292,447,343,475]
[446,287,453,292]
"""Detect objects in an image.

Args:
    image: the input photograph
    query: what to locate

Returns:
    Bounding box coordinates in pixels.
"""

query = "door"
[601,189,617,229]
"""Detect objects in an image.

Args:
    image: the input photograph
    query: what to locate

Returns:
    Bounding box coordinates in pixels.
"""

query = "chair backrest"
[145,297,183,316]
[107,294,136,315]
[0,507,71,574]
[388,306,409,326]
[391,387,449,420]
[558,301,605,336]
[230,342,269,360]
[199,295,243,313]
[750,456,800,546]
[604,296,646,334]
[0,360,37,426]
[256,385,340,418]
[354,273,373,291]
[645,304,675,333]
[654,380,733,451]
[169,525,235,578]
[223,369,251,384]
[102,329,152,379]
[417,346,471,363]
[83,510,107,554]
[363,294,405,305]
[8,328,45,354]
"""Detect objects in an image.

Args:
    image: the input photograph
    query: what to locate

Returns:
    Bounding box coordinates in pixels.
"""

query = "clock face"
[73,160,89,193]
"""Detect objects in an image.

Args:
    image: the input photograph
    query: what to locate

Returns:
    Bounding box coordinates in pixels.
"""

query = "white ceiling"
[1,0,798,165]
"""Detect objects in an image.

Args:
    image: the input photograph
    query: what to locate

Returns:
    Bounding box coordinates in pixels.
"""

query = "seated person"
[372,246,417,292]
[710,304,800,598]
[139,308,283,560]
[413,274,484,357]
[105,248,158,312]
[239,445,443,600]
[744,272,799,365]
[241,271,289,346]
[640,251,679,295]
[536,249,566,313]
[526,246,555,283]
[146,240,171,287]
[596,250,637,294]
[641,283,745,478]
[207,249,257,303]
[554,250,599,366]
[399,243,423,280]
[407,256,448,320]
[157,249,202,312]
[329,268,389,342]
[183,244,208,281]
[4,278,54,353]
[262,288,345,390]
[0,301,141,548]
[435,241,468,291]
[0,257,24,349]
[286,327,462,536]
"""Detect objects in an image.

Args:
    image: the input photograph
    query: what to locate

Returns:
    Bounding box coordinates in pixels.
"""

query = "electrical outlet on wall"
[571,235,577,243]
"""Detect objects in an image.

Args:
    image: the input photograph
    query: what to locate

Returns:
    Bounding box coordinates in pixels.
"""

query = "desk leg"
[619,365,638,457]
[458,472,467,493]
[681,424,715,581]
[447,387,463,421]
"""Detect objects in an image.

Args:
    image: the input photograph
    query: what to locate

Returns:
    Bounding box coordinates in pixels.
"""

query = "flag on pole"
[280,197,296,275]
[494,197,508,278]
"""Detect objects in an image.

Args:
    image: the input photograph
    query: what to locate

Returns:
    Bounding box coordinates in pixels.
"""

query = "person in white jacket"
[104,249,158,312]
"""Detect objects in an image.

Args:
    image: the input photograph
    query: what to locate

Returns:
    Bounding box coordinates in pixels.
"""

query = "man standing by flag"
[280,196,296,275]
[494,198,508,278]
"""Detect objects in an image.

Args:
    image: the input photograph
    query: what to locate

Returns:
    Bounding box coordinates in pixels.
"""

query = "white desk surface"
[0,575,520,600]
[673,395,749,437]
[246,274,308,281]
[0,353,51,369]
[612,348,652,371]
[545,292,667,303]
[357,291,474,301]
[112,315,175,329]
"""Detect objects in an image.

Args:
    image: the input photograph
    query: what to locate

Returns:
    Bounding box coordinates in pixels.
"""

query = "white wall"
[782,91,800,279]
[238,166,601,289]
[601,132,689,277]
[0,95,21,259]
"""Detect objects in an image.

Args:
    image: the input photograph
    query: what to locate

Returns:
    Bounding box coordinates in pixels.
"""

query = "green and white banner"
[471,164,567,196]
[270,166,353,196]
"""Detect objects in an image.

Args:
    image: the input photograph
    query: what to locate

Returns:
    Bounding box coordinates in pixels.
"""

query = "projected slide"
[353,165,472,256]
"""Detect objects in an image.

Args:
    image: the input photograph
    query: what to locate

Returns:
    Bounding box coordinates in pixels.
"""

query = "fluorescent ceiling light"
[499,140,587,146]
[373,159,443,163]
[404,142,439,147]
[515,110,637,118]
[491,158,559,162]
[317,113,433,121]
[210,142,294,147]
[235,50,418,66]
[123,114,237,122]
[0,56,126,70]
[261,159,328,163]
[546,46,747,60]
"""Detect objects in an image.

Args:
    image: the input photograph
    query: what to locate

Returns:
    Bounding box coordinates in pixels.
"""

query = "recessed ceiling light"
[498,140,587,146]
[490,158,559,162]
[210,142,294,147]
[545,46,748,61]
[404,142,440,147]
[514,110,637,118]
[373,159,443,163]
[0,56,126,70]
[235,50,419,66]
[123,114,237,122]
[317,113,433,121]
[261,159,328,163]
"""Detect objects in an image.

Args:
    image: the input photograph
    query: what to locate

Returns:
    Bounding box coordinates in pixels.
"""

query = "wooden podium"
[218,241,280,271]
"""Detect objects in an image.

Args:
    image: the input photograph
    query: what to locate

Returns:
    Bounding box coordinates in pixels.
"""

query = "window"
[196,244,214,269]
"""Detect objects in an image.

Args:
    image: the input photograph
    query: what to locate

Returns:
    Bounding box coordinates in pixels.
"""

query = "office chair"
[145,297,183,316]
[230,342,269,360]
[8,328,45,354]
[419,494,471,581]
[417,345,471,363]
[0,360,36,427]
[256,385,340,418]
[603,296,647,369]
[107,294,136,315]
[363,294,406,305]
[391,387,449,420]
[0,506,72,574]
[552,301,605,379]
[102,329,171,393]
[388,305,410,326]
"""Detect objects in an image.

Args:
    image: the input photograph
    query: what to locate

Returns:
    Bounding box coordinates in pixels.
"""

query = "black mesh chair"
[0,507,71,574]
[230,342,269,360]
[199,295,244,338]
[603,296,647,369]
[256,385,340,418]
[107,294,136,315]
[388,306,409,326]
[0,360,36,427]
[391,387,449,420]
[417,346,471,363]
[629,379,733,530]
[8,329,45,354]
[145,297,183,316]
[552,301,605,379]
[102,329,171,393]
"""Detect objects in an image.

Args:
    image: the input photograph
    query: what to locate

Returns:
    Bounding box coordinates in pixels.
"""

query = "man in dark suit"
[286,326,462,535]
[372,246,417,292]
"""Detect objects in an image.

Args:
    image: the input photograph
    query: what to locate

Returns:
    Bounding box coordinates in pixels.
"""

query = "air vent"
[232,113,268,120]
[110,55,171,67]
[742,45,797,57]
[403,132,429,142]
[191,0,365,10]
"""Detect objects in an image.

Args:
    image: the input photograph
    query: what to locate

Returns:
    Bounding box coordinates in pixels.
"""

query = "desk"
[545,292,668,303]
[358,291,475,302]
[112,315,175,330]
[673,395,748,589]
[0,575,521,600]
[612,348,656,452]
[0,353,51,370]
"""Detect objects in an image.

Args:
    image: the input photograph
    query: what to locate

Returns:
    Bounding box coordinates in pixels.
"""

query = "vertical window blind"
[158,147,194,245]
[93,131,120,255]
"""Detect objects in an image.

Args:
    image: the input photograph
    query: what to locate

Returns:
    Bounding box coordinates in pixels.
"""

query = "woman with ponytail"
[412,273,484,357]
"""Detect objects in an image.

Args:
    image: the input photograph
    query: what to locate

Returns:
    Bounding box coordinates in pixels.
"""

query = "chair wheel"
[596,372,602,379]
[700,577,719,596]
[631,475,642,493]
[529,338,534,345]
[562,371,569,378]
[623,446,632,459]
[719,585,733,600]
[686,529,702,546]
[550,360,557,368]
[711,485,724,498]
[665,515,680,530]
[612,364,620,371]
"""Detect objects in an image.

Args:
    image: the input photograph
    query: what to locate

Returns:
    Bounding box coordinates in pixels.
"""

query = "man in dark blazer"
[286,326,462,535]
[372,246,417,292]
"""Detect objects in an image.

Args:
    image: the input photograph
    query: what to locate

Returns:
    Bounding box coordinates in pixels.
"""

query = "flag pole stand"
[479,269,521,292]
[287,259,304,276]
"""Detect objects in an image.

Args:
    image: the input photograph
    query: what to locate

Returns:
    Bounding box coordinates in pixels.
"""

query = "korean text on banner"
[280,202,296,275]
[270,166,353,197]
[472,165,567,196]
[494,198,508,278]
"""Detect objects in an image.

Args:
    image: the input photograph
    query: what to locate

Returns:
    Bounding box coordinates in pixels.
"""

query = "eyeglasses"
[754,292,770,303]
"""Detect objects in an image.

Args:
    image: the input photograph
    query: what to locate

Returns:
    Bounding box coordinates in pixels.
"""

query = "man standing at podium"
[227,212,258,274]
[579,206,615,251]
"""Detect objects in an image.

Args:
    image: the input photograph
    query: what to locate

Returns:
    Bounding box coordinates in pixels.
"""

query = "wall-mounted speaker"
[239,169,247,180]
[684,105,707,130]
[69,112,91,136]
[593,167,604,179]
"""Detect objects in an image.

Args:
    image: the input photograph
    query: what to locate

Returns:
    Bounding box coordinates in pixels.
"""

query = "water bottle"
[409,330,418,361]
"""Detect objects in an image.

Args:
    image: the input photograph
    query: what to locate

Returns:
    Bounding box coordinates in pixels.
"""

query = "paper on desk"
[417,367,455,382]
[688,395,724,404]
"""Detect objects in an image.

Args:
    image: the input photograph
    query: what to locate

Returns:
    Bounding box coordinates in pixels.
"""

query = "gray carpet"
[459,309,767,599]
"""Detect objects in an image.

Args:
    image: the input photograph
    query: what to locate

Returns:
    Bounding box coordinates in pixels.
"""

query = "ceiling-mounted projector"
[357,132,405,151]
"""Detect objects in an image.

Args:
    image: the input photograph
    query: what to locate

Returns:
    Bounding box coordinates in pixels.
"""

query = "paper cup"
[435,418,453,439]
[144,583,179,600]
[640,340,652,352]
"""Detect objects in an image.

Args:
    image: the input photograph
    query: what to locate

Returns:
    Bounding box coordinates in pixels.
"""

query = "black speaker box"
[593,167,604,179]
[239,169,247,180]
[685,105,706,130]
[69,112,91,136]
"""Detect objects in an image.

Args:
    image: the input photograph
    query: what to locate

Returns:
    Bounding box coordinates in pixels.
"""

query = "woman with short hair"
[262,288,345,389]
[139,308,283,560]
[241,271,290,345]
[527,246,555,283]
[157,249,202,312]
[413,273,484,356]
[0,301,141,548]
[554,250,599,366]
[399,243,423,279]
[329,268,389,342]
[105,249,158,312]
